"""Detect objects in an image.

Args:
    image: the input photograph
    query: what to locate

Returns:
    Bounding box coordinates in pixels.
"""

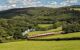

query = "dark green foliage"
[62,22,80,33]
[0,5,80,42]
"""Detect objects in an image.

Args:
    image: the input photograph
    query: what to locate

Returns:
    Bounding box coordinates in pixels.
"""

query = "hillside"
[0,5,80,42]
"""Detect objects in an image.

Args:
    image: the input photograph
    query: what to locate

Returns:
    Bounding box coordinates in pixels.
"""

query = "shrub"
[62,22,80,33]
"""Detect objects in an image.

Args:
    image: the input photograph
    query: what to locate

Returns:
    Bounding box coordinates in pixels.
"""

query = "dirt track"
[29,31,64,38]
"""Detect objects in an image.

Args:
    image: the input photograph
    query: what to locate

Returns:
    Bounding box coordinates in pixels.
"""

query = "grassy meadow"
[32,32,80,39]
[0,23,80,50]
[0,24,80,50]
[0,31,80,50]
[38,24,53,28]
[73,8,80,11]
[28,27,62,36]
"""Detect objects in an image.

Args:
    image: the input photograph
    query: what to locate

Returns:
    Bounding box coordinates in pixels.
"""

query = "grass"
[47,27,62,32]
[73,8,80,11]
[0,40,80,50]
[28,27,62,36]
[0,29,80,50]
[28,26,80,39]
[34,32,80,39]
[0,24,80,50]
[38,24,53,28]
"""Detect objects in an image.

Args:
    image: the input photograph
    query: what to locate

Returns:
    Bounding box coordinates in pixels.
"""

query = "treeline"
[62,22,80,33]
[0,16,37,43]
[62,8,80,33]
[0,5,80,42]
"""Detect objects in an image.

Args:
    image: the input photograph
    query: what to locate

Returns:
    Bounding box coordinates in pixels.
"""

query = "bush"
[62,22,80,33]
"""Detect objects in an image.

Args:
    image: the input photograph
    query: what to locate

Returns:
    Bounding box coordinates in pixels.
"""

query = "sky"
[0,0,80,10]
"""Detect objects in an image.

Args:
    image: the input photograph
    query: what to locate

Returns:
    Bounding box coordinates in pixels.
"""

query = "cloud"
[44,1,58,8]
[60,1,70,7]
[66,0,78,3]
[0,0,79,11]
[59,0,79,7]
[50,1,57,5]
[8,0,17,4]
[0,5,11,10]
[16,0,42,7]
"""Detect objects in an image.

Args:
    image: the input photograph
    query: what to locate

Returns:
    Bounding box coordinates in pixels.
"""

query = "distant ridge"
[0,5,80,18]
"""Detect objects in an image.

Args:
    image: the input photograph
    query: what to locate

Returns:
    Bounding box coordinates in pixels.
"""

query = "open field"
[73,8,80,11]
[32,32,80,39]
[0,40,80,50]
[0,32,80,50]
[38,24,53,28]
[29,27,62,36]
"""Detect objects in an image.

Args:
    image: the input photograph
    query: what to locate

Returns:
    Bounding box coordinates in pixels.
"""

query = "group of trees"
[62,22,80,33]
[0,5,80,42]
[62,7,80,33]
[0,16,36,42]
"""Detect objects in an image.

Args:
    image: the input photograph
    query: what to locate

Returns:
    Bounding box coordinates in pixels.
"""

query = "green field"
[0,32,80,50]
[73,8,80,11]
[34,32,80,39]
[29,27,62,36]
[0,40,80,50]
[0,25,80,50]
[38,24,53,28]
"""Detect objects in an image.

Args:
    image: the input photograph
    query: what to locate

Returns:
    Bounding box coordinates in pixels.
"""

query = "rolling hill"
[0,5,80,42]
